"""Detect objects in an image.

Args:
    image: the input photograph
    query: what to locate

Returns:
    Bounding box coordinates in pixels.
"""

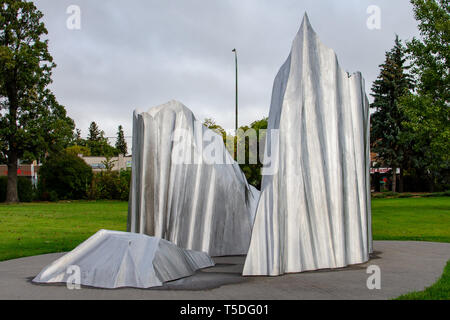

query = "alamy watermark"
[170,120,279,176]
[66,265,81,290]
[366,5,381,30]
[66,5,81,30]
[366,265,381,290]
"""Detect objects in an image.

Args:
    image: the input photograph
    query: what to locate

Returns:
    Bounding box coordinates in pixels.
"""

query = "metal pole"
[232,49,238,132]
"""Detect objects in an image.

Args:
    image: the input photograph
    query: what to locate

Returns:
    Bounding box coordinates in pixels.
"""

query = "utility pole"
[232,48,238,132]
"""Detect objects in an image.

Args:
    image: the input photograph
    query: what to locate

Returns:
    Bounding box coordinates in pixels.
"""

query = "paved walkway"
[0,241,448,300]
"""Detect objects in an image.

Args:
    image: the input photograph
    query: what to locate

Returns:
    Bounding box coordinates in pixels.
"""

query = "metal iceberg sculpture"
[33,230,214,289]
[243,14,372,276]
[128,100,259,256]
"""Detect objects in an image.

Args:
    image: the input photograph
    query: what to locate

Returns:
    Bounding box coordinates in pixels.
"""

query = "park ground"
[0,197,449,300]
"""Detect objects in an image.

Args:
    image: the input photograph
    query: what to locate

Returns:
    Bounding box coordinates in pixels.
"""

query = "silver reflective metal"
[33,230,214,289]
[243,14,373,276]
[128,101,259,256]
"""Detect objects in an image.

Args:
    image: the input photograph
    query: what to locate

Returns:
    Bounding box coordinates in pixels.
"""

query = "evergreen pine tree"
[115,125,128,155]
[370,35,414,192]
[88,122,101,142]
[86,122,118,157]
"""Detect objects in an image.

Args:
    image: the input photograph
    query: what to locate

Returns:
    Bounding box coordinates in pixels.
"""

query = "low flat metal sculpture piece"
[128,100,259,256]
[33,230,214,289]
[243,14,372,276]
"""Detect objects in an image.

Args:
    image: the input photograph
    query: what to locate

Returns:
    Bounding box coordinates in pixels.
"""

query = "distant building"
[370,152,402,192]
[0,161,39,187]
[80,154,132,172]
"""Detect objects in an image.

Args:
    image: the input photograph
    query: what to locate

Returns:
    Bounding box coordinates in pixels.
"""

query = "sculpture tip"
[302,12,312,28]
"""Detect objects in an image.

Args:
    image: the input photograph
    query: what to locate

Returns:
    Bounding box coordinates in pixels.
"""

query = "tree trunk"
[399,168,404,193]
[392,167,397,193]
[430,174,435,193]
[5,76,19,203]
[6,151,19,203]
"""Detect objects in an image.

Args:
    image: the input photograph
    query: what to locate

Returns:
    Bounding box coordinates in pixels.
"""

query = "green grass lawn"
[0,197,448,299]
[0,201,128,262]
[372,197,450,243]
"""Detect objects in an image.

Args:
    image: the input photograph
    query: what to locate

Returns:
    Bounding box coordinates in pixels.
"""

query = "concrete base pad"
[0,241,449,300]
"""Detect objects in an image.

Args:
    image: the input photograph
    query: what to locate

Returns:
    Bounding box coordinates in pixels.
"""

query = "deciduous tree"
[0,0,74,202]
[401,0,449,190]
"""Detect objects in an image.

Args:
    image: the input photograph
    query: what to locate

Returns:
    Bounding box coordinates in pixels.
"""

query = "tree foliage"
[401,0,449,189]
[0,0,74,202]
[74,121,119,157]
[370,36,414,192]
[38,151,93,201]
[203,118,226,140]
[66,144,91,157]
[115,125,127,155]
[238,118,268,189]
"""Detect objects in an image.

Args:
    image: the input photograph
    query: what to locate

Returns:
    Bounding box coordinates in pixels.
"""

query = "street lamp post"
[232,48,238,132]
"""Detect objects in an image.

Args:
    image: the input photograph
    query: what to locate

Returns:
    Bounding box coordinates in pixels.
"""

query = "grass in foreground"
[396,260,450,300]
[372,197,450,243]
[0,197,448,262]
[0,197,449,299]
[0,201,127,261]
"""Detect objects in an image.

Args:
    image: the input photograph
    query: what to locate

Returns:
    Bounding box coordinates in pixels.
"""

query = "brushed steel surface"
[243,14,372,276]
[33,230,214,289]
[128,101,259,256]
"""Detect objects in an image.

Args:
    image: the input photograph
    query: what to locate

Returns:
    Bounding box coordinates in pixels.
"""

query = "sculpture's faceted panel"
[128,100,259,256]
[33,230,214,289]
[243,14,373,276]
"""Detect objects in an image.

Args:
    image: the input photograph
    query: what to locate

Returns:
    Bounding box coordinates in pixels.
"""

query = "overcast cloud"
[34,0,420,147]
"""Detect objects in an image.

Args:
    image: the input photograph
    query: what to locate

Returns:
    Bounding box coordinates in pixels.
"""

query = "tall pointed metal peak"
[298,12,316,36]
[302,12,310,26]
[243,12,372,277]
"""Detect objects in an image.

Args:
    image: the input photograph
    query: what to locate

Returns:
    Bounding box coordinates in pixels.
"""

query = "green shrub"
[422,193,435,198]
[48,190,59,202]
[382,191,399,197]
[88,169,131,201]
[398,193,413,199]
[0,177,6,202]
[118,170,131,201]
[0,176,35,203]
[38,152,93,200]
[17,177,34,202]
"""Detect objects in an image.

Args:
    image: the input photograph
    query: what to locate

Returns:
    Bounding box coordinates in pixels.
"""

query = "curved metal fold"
[243,14,373,276]
[128,100,260,256]
[33,230,214,289]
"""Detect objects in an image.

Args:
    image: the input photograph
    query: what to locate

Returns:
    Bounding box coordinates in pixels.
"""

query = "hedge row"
[0,176,35,203]
[1,152,131,203]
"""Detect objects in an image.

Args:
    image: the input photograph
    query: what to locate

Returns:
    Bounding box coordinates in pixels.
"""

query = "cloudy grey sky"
[34,0,420,146]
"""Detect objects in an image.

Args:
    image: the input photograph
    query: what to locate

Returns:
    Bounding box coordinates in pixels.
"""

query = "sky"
[34,0,420,148]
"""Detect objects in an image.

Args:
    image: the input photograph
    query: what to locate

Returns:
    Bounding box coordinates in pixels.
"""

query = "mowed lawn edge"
[0,197,448,300]
[371,197,450,243]
[0,197,448,262]
[0,200,128,262]
[395,260,450,300]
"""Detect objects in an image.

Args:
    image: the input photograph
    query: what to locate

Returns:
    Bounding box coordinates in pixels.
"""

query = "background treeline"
[212,0,449,193]
[0,120,130,202]
[66,122,128,158]
[370,0,449,192]
[38,121,130,201]
[0,0,448,203]
[0,152,131,202]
